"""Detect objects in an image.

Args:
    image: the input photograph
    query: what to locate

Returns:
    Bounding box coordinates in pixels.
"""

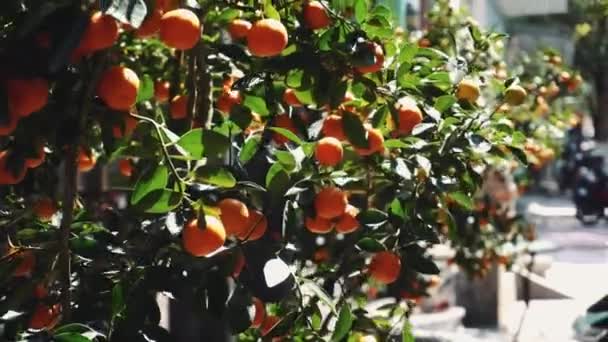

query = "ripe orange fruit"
[77,148,96,173]
[77,12,120,53]
[315,137,343,167]
[335,204,359,234]
[118,158,133,177]
[28,304,61,330]
[13,251,35,278]
[170,95,188,119]
[272,114,298,145]
[218,198,250,237]
[25,144,45,169]
[260,315,280,336]
[368,251,401,284]
[182,216,226,257]
[247,19,288,57]
[313,248,330,263]
[160,9,201,50]
[112,115,138,139]
[154,80,170,102]
[305,216,333,234]
[228,19,252,40]
[356,42,384,74]
[0,150,26,185]
[504,84,527,106]
[34,284,48,299]
[456,79,480,103]
[6,78,49,117]
[216,90,242,114]
[251,297,266,328]
[238,210,267,241]
[0,112,19,136]
[135,8,163,38]
[354,125,385,156]
[322,115,346,140]
[303,1,331,30]
[97,66,140,111]
[33,197,57,221]
[283,88,302,107]
[314,187,347,219]
[394,97,423,136]
[418,38,431,47]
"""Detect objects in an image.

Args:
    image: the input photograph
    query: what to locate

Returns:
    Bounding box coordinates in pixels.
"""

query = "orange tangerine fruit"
[160,9,201,50]
[247,19,288,57]
[6,78,49,117]
[182,216,226,257]
[228,19,252,40]
[314,137,343,167]
[369,251,401,284]
[314,186,347,219]
[97,66,140,111]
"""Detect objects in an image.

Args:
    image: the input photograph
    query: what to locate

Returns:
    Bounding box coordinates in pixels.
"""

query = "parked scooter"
[558,122,586,191]
[572,144,608,225]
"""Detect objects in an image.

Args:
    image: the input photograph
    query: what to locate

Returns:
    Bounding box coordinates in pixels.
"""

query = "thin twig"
[130,113,186,191]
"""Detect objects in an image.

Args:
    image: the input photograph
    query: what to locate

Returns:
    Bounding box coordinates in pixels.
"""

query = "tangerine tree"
[0,0,577,341]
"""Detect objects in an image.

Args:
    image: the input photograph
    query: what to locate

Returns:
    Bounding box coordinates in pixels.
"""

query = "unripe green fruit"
[504,85,527,106]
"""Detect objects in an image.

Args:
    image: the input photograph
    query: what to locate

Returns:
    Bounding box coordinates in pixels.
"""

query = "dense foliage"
[0,0,580,341]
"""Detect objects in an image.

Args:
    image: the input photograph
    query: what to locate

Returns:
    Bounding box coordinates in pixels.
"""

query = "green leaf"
[111,283,125,318]
[178,129,204,159]
[216,8,241,23]
[448,192,473,210]
[402,320,414,342]
[266,163,287,188]
[508,146,528,165]
[356,238,385,252]
[269,127,303,145]
[243,95,269,116]
[54,333,92,342]
[358,209,388,226]
[331,305,354,341]
[131,165,169,205]
[397,69,420,90]
[511,131,526,147]
[239,136,260,164]
[141,189,183,213]
[264,0,281,20]
[266,164,290,206]
[423,71,452,91]
[286,69,304,89]
[103,0,148,28]
[354,0,368,22]
[136,74,154,103]
[230,105,253,130]
[342,111,368,148]
[275,150,297,171]
[196,166,236,188]
[300,279,336,314]
[384,139,409,149]
[398,43,418,64]
[435,95,456,113]
[203,129,230,160]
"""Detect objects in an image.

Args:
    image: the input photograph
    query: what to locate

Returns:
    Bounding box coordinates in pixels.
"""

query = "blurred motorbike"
[572,146,608,225]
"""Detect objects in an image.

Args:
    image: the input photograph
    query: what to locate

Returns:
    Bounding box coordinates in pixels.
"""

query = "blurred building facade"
[383,0,573,63]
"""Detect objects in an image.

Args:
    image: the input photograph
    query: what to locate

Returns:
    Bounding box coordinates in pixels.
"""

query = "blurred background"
[373,1,608,341]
